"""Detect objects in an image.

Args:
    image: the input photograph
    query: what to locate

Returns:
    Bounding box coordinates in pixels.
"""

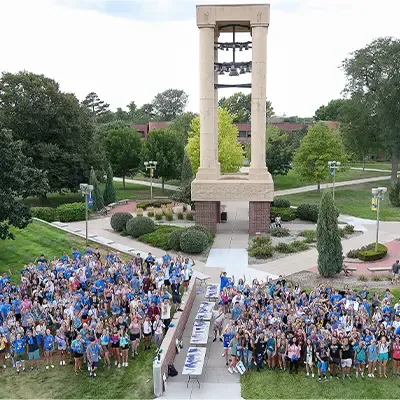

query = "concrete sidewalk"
[113,177,178,191]
[159,288,240,400]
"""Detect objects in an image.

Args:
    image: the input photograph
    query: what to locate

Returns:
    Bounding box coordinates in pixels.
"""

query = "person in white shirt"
[213,306,225,342]
[153,315,165,349]
[160,299,171,330]
[142,316,152,350]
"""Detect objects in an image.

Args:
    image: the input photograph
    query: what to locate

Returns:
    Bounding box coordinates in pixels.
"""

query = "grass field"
[273,169,387,191]
[130,173,181,187]
[282,180,400,221]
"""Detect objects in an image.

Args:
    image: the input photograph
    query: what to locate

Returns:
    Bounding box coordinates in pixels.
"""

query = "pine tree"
[316,191,343,277]
[89,167,105,211]
[103,164,117,205]
[180,151,193,183]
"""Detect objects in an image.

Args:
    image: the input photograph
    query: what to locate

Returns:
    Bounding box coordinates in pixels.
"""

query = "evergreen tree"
[316,191,343,277]
[180,151,193,182]
[89,168,104,211]
[103,164,117,205]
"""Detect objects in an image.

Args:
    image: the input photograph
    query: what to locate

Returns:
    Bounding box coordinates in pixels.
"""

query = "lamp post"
[328,161,341,201]
[371,187,387,252]
[80,183,94,246]
[144,161,157,201]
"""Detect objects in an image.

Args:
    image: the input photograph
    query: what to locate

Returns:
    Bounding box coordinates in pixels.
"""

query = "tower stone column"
[214,31,220,176]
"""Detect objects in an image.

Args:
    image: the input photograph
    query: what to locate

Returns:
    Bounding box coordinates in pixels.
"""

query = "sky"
[0,0,399,117]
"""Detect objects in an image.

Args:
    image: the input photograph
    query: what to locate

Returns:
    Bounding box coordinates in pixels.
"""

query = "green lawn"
[281,180,400,221]
[21,181,174,208]
[131,173,181,187]
[274,169,387,191]
[0,220,154,398]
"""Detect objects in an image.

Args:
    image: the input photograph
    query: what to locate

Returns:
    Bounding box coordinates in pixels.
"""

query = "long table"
[190,320,210,346]
[205,283,219,301]
[182,347,207,388]
[195,301,214,320]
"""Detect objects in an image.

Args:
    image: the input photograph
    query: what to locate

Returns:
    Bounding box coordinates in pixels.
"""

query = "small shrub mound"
[298,229,317,243]
[136,200,171,210]
[358,275,368,282]
[271,207,296,221]
[57,203,86,222]
[296,203,319,222]
[185,225,214,243]
[126,216,155,238]
[155,214,163,221]
[180,229,208,253]
[31,207,58,222]
[248,236,274,259]
[272,198,291,208]
[177,212,184,220]
[270,227,290,237]
[274,240,309,254]
[110,212,133,232]
[347,243,388,261]
[339,224,355,237]
[139,225,181,250]
[168,229,184,251]
[185,212,194,221]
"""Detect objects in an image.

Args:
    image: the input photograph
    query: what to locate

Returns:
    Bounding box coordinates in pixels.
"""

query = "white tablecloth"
[197,301,215,313]
[195,312,213,321]
[205,284,219,299]
[182,347,207,376]
[190,320,210,345]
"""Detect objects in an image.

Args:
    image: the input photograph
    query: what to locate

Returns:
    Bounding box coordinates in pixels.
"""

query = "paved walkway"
[113,177,178,191]
[351,167,393,173]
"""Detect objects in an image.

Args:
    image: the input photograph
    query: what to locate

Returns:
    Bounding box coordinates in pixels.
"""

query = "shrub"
[389,179,400,207]
[177,212,184,220]
[274,242,294,253]
[136,208,143,216]
[126,216,155,238]
[358,275,368,282]
[296,203,319,222]
[138,225,182,250]
[155,213,163,221]
[342,224,355,235]
[346,249,359,259]
[185,225,214,244]
[168,229,184,251]
[147,211,155,217]
[166,214,173,221]
[270,227,290,237]
[272,198,291,208]
[357,243,388,261]
[382,274,393,281]
[136,200,171,210]
[31,207,58,222]
[248,245,274,259]
[180,229,209,253]
[57,203,86,222]
[298,229,317,243]
[185,212,194,221]
[271,207,296,221]
[252,236,272,246]
[110,212,133,232]
[371,275,382,281]
[291,240,310,251]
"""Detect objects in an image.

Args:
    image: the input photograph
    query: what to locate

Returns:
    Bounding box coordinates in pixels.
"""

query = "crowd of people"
[217,272,400,380]
[0,246,194,377]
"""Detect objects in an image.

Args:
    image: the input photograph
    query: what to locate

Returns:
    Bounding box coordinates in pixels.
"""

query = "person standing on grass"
[153,315,165,350]
[55,329,67,366]
[26,330,40,371]
[255,333,266,372]
[353,339,367,378]
[392,260,400,285]
[43,328,55,369]
[0,333,7,369]
[328,336,341,379]
[119,328,130,367]
[266,332,277,369]
[86,337,101,377]
[378,336,390,378]
[100,329,111,369]
[13,333,26,374]
[110,327,121,368]
[316,338,329,381]
[142,316,152,351]
[367,338,378,378]
[304,338,316,378]
[340,337,354,379]
[287,337,301,374]
[71,333,85,375]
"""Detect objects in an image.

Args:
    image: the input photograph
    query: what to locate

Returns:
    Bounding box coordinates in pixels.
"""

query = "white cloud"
[1,0,399,117]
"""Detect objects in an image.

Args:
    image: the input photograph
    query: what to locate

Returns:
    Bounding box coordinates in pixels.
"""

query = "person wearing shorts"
[378,336,390,378]
[110,327,121,368]
[13,333,26,373]
[100,329,111,368]
[222,327,234,367]
[142,317,152,351]
[392,260,400,285]
[0,333,7,369]
[304,338,315,378]
[329,337,341,379]
[392,335,400,376]
[71,334,84,375]
[26,330,40,371]
[340,337,353,379]
[354,340,367,378]
[86,337,100,377]
[119,329,130,367]
[129,318,141,358]
[367,339,378,378]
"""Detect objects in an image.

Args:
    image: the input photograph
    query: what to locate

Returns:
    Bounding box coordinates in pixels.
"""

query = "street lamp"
[80,183,94,246]
[144,161,157,201]
[328,161,341,201]
[371,187,387,252]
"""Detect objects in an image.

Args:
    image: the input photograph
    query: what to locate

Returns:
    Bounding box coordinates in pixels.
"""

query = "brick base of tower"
[194,201,219,233]
[249,201,271,234]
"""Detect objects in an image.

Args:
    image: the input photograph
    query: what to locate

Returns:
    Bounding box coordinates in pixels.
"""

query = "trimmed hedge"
[248,236,274,259]
[136,200,171,210]
[347,243,388,261]
[296,203,319,222]
[57,203,86,222]
[274,240,309,254]
[138,225,182,250]
[272,198,291,208]
[126,216,155,238]
[168,229,184,251]
[270,227,290,237]
[271,207,296,221]
[180,229,209,253]
[110,212,133,232]
[185,225,215,243]
[31,207,58,222]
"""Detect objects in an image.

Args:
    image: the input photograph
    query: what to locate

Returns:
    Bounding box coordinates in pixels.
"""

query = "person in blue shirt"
[43,329,55,369]
[84,245,93,256]
[222,327,234,366]
[354,340,367,377]
[232,302,243,321]
[220,272,229,292]
[72,249,81,260]
[100,329,111,368]
[71,334,85,375]
[13,333,26,373]
[86,337,101,377]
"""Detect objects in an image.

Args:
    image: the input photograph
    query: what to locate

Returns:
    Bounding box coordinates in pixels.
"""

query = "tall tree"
[104,127,142,188]
[0,129,48,239]
[82,92,110,122]
[266,125,294,176]
[166,112,197,143]
[180,151,193,182]
[314,99,349,121]
[0,71,95,194]
[151,89,188,121]
[293,122,348,191]
[141,129,185,190]
[103,164,117,205]
[89,168,104,211]
[186,108,244,173]
[342,37,400,186]
[317,191,343,277]
[218,92,274,123]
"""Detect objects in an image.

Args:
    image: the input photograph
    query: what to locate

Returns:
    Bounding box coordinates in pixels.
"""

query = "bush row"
[347,243,388,261]
[136,200,171,210]
[31,203,87,222]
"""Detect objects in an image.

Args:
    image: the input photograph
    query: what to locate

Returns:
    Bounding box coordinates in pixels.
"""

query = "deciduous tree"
[0,129,48,239]
[166,112,197,143]
[314,99,349,121]
[266,125,293,176]
[293,122,348,191]
[151,89,188,121]
[317,191,343,277]
[186,108,244,174]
